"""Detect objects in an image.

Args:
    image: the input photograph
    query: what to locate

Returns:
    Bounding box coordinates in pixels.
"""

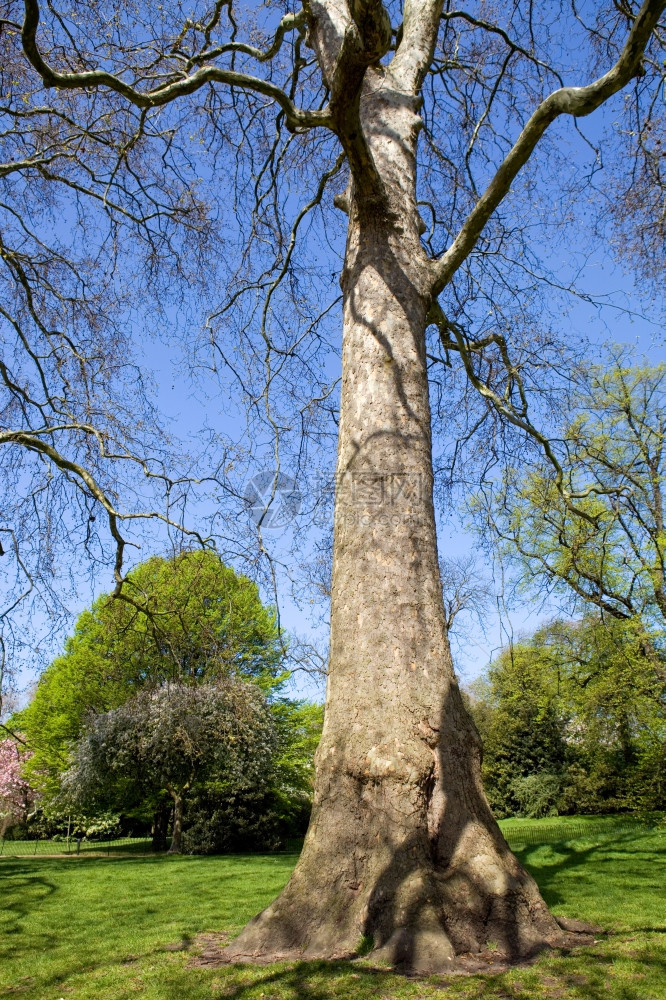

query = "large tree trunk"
[223,62,562,973]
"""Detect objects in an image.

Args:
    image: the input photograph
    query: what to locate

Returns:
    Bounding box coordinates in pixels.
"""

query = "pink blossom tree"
[0,739,33,835]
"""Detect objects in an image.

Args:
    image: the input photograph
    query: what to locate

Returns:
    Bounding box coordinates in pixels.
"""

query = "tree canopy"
[17,549,284,800]
[1,0,664,667]
[469,614,666,817]
[482,354,666,627]
[62,679,277,853]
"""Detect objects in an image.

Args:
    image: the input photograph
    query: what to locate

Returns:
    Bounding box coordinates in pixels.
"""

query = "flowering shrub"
[0,739,33,834]
[84,813,122,839]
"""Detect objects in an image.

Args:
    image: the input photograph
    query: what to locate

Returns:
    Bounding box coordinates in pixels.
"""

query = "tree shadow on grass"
[187,961,413,1000]
[0,854,194,981]
[515,830,666,913]
[0,863,59,979]
[0,860,58,930]
[543,945,666,1000]
[176,945,666,1000]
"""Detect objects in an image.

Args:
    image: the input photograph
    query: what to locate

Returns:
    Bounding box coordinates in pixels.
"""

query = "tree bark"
[223,59,563,974]
[167,791,184,854]
[152,801,170,852]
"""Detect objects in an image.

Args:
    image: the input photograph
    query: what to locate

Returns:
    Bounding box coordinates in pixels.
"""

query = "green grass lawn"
[1,818,665,1000]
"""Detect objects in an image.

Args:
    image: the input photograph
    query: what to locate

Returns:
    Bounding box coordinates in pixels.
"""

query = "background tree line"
[467,614,665,819]
[462,353,666,820]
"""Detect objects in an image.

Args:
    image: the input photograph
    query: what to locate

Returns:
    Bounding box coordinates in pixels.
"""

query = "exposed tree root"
[189,919,604,975]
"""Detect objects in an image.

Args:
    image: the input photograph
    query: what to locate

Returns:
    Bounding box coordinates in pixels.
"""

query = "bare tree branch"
[431,0,666,295]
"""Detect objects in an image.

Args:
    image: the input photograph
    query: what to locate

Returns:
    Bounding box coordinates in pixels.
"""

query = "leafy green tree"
[487,356,666,627]
[468,644,568,819]
[468,615,666,817]
[62,679,277,853]
[92,549,285,688]
[269,700,325,829]
[548,617,666,813]
[17,550,284,801]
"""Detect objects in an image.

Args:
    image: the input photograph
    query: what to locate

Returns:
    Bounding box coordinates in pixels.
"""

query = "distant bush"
[83,814,122,840]
[6,807,131,842]
[181,785,312,854]
[510,772,562,818]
